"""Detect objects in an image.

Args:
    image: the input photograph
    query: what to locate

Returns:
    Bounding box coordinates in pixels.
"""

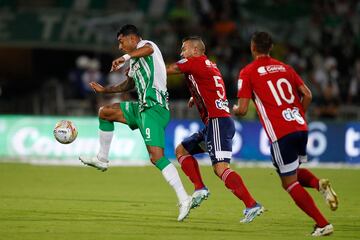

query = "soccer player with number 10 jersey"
[233,32,338,236]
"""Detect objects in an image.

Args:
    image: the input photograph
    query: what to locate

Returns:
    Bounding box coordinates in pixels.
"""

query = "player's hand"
[188,97,194,108]
[89,82,105,93]
[232,104,240,115]
[110,57,125,72]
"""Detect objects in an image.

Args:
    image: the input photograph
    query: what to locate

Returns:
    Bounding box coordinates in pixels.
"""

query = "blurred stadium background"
[1,1,360,240]
[0,0,359,164]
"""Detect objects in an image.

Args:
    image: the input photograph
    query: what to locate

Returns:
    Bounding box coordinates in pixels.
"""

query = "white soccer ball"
[53,120,78,144]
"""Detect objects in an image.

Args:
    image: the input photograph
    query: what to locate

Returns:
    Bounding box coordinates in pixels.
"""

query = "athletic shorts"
[182,117,235,165]
[120,102,170,148]
[271,131,308,176]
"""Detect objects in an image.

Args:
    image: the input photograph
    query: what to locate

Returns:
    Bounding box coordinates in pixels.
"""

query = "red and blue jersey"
[176,55,230,124]
[237,56,308,142]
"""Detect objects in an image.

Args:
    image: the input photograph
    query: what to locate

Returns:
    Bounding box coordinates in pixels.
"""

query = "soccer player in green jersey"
[79,24,192,221]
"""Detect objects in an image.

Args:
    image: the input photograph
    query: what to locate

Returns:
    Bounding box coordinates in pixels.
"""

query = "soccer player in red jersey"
[233,31,338,236]
[167,36,264,223]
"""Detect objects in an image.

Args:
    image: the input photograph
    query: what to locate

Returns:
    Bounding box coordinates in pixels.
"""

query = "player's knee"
[213,162,229,178]
[214,168,224,178]
[175,144,187,159]
[149,156,157,165]
[148,148,164,164]
[99,105,113,120]
[212,166,224,178]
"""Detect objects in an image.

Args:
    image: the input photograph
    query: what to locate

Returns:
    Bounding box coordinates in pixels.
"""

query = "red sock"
[298,168,319,190]
[178,155,205,190]
[221,168,256,208]
[286,181,328,227]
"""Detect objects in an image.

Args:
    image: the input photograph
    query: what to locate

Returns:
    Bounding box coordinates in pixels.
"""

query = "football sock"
[98,118,114,161]
[297,168,320,190]
[221,168,256,208]
[178,155,205,190]
[286,181,329,227]
[156,157,189,203]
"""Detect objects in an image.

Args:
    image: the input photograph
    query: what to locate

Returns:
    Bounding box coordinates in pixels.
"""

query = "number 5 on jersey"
[213,76,225,99]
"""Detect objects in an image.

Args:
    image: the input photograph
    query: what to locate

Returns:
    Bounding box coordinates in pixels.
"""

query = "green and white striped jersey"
[128,40,169,111]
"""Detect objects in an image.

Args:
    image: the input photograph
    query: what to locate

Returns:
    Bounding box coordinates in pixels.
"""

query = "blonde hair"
[183,36,205,53]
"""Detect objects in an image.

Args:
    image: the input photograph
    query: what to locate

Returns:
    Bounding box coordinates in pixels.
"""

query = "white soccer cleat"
[191,187,210,209]
[177,196,192,221]
[311,224,334,237]
[79,156,109,172]
[240,203,264,223]
[319,179,338,211]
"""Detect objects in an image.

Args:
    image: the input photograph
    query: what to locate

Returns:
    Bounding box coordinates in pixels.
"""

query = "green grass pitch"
[0,163,359,240]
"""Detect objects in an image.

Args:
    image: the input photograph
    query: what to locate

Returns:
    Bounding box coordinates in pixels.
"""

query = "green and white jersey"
[128,40,169,112]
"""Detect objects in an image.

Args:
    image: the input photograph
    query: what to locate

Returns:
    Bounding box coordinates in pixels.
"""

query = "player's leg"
[79,102,128,171]
[209,117,263,223]
[176,130,208,187]
[213,162,257,209]
[272,132,333,236]
[141,106,191,221]
[176,135,209,209]
[281,173,333,236]
[297,168,320,189]
[296,132,338,210]
[296,133,321,190]
[298,168,338,210]
[97,102,128,159]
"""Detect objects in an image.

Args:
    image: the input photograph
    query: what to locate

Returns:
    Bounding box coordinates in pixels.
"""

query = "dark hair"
[182,36,203,43]
[117,24,141,38]
[251,31,273,54]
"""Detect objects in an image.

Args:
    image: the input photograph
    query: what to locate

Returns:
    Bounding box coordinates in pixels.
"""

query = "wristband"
[122,54,131,61]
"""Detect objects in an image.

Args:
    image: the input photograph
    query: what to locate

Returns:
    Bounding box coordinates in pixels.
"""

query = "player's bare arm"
[111,44,154,72]
[297,84,312,112]
[166,63,182,75]
[233,98,251,116]
[89,78,135,94]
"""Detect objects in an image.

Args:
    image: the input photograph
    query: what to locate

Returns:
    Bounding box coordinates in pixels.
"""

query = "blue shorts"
[271,131,308,176]
[181,117,235,165]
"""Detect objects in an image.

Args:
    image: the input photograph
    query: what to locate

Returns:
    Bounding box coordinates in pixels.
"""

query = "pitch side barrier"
[0,115,359,165]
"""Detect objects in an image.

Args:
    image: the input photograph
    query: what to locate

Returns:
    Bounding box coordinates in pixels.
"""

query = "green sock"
[99,118,114,131]
[155,156,171,171]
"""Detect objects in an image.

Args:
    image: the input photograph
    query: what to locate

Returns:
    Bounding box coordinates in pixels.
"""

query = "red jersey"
[237,56,308,142]
[176,55,230,123]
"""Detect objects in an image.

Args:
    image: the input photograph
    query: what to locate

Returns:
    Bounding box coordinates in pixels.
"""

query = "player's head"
[181,36,206,58]
[250,31,273,58]
[117,24,141,53]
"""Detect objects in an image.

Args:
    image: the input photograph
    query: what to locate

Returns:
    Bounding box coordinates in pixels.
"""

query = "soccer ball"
[53,120,78,144]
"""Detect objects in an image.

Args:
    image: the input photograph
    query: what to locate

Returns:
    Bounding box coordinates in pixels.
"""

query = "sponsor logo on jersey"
[205,59,217,68]
[132,62,140,71]
[257,66,267,75]
[266,65,286,73]
[257,65,286,76]
[215,99,230,113]
[177,58,188,64]
[282,107,305,125]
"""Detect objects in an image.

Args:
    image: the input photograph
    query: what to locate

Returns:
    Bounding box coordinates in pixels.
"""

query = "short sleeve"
[136,40,153,49]
[289,66,304,87]
[176,58,193,74]
[237,68,252,98]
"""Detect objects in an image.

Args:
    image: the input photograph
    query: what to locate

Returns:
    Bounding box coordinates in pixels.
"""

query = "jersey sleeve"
[136,40,153,49]
[289,66,304,87]
[176,58,193,74]
[237,68,252,98]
